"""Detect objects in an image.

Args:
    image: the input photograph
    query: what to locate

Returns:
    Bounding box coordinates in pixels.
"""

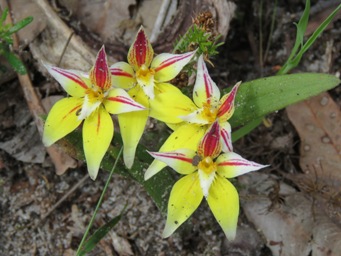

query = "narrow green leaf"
[2,50,27,74]
[8,16,33,35]
[299,3,341,58]
[78,213,123,255]
[0,8,8,23]
[278,2,341,75]
[231,118,263,142]
[228,73,340,127]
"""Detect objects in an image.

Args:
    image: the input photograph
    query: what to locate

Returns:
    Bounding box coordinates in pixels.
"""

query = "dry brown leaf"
[239,173,313,256]
[287,92,341,182]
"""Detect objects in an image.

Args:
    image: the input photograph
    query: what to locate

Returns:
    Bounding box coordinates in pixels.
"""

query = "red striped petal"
[217,82,241,120]
[90,46,111,90]
[128,27,154,69]
[198,121,222,158]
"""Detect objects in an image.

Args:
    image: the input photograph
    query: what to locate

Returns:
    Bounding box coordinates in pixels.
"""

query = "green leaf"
[278,2,341,75]
[78,212,123,256]
[228,73,340,127]
[2,49,27,74]
[0,8,8,24]
[231,118,263,142]
[8,16,33,35]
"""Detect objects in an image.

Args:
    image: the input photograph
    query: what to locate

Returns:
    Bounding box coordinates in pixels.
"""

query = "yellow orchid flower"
[43,46,145,180]
[145,55,241,179]
[148,121,267,240]
[110,26,197,168]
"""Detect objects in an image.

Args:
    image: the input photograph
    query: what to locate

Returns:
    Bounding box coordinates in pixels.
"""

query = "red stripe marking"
[107,96,144,109]
[52,68,88,90]
[62,104,82,120]
[218,160,257,167]
[217,85,238,117]
[220,129,232,152]
[96,110,101,134]
[152,152,193,163]
[110,68,133,78]
[154,52,192,73]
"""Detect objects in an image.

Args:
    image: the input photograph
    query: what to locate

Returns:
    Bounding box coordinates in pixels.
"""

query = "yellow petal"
[216,152,268,178]
[206,175,239,240]
[152,51,196,82]
[145,124,205,180]
[44,64,89,98]
[110,62,136,89]
[128,26,154,70]
[83,106,113,180]
[43,97,83,146]
[162,172,203,238]
[148,149,197,175]
[193,55,220,108]
[103,88,145,114]
[118,109,149,169]
[150,83,196,123]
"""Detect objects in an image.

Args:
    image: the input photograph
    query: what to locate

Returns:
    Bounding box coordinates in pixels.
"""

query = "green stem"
[76,146,123,255]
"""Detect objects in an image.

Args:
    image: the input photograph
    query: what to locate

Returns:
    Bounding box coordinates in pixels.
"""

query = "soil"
[0,1,340,255]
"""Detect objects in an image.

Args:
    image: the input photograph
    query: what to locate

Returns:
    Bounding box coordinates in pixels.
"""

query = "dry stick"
[34,0,96,64]
[40,173,89,221]
[1,0,76,174]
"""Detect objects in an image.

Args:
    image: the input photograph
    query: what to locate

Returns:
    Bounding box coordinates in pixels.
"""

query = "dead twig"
[40,173,89,221]
[2,0,77,174]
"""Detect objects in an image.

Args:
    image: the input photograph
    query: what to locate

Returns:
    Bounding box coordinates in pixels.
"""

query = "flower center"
[86,87,104,103]
[202,102,218,123]
[198,156,217,174]
[136,64,155,82]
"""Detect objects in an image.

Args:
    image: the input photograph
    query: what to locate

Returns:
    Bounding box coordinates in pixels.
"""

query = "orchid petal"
[83,106,114,180]
[198,121,221,158]
[207,175,239,240]
[118,87,149,168]
[145,124,206,180]
[148,149,197,175]
[152,50,196,82]
[193,55,220,108]
[179,108,210,124]
[44,64,89,98]
[103,88,145,114]
[110,62,136,89]
[219,121,233,152]
[150,83,196,123]
[217,81,241,121]
[90,46,111,90]
[43,97,83,146]
[128,27,154,70]
[136,69,155,99]
[162,172,203,238]
[216,152,268,178]
[198,169,216,198]
[77,93,102,120]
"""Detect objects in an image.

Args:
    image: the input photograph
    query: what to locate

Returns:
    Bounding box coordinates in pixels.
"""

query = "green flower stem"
[76,146,123,255]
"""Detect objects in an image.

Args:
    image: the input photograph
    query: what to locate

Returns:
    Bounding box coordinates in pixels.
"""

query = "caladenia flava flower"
[110,26,197,168]
[145,54,241,180]
[148,121,267,240]
[43,46,145,180]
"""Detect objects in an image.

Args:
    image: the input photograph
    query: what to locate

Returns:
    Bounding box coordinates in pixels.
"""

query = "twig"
[34,0,96,64]
[40,173,89,221]
[2,0,77,174]
[150,0,171,43]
